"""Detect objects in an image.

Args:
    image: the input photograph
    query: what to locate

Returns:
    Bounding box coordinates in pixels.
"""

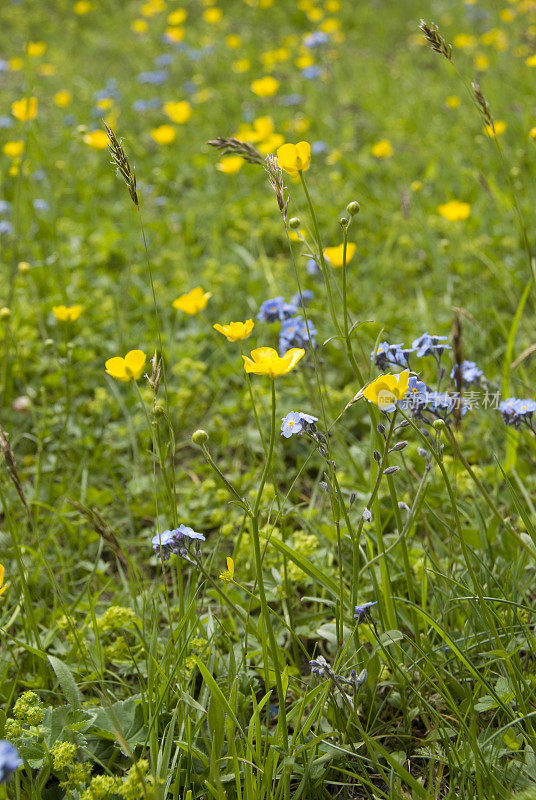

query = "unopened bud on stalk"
[384,466,400,475]
[390,441,408,451]
[433,419,446,431]
[339,216,349,228]
[347,201,360,216]
[377,423,386,435]
[289,217,300,229]
[373,450,381,462]
[192,429,209,445]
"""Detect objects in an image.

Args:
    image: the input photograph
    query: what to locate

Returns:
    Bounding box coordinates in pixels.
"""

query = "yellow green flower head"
[213,319,254,342]
[276,141,311,177]
[105,350,146,382]
[323,242,356,267]
[242,346,305,378]
[437,200,471,221]
[173,287,212,315]
[363,371,409,411]
[53,304,83,322]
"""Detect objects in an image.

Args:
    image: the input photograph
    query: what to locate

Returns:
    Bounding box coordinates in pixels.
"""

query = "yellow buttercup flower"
[216,155,244,174]
[526,53,536,66]
[163,100,192,124]
[0,564,6,598]
[83,130,108,149]
[438,200,471,221]
[454,33,476,49]
[324,242,356,268]
[131,18,148,32]
[257,133,285,155]
[168,8,187,24]
[74,0,92,13]
[276,141,311,176]
[9,58,23,71]
[204,7,222,22]
[484,120,507,137]
[53,305,83,322]
[226,34,241,48]
[529,126,536,139]
[12,97,38,121]
[27,41,47,57]
[165,27,185,42]
[363,371,409,410]
[3,141,24,159]
[219,556,235,583]
[250,76,280,97]
[213,319,254,342]
[371,139,393,158]
[474,52,489,70]
[105,350,146,382]
[173,287,212,315]
[446,95,460,109]
[242,346,305,378]
[233,58,251,73]
[151,125,176,145]
[54,90,72,107]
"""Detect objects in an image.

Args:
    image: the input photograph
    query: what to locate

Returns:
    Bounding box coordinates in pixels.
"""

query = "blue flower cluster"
[499,397,536,430]
[0,741,21,784]
[450,360,484,385]
[0,200,12,236]
[401,376,468,423]
[353,601,377,624]
[152,524,205,563]
[281,411,319,438]
[257,294,316,354]
[371,333,452,371]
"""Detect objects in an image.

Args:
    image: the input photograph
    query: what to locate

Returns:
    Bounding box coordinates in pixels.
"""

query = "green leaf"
[270,537,340,599]
[47,655,82,709]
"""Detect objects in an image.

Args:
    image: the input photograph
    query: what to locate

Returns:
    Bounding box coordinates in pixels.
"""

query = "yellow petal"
[280,348,305,374]
[124,350,146,379]
[295,140,311,171]
[105,357,130,381]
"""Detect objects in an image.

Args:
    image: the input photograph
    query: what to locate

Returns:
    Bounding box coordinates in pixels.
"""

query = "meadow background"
[2,0,536,798]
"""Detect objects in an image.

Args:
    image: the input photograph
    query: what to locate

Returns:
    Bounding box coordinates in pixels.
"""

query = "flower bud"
[192,429,209,445]
[362,507,372,521]
[389,441,407,451]
[347,201,360,216]
[377,423,386,435]
[373,450,381,462]
[339,216,349,228]
[289,217,300,229]
[433,419,446,431]
[384,465,400,475]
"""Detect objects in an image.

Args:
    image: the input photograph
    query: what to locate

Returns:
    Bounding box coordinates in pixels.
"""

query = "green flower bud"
[192,429,209,445]
[288,217,300,229]
[346,201,360,216]
[433,419,446,431]
[339,216,349,228]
